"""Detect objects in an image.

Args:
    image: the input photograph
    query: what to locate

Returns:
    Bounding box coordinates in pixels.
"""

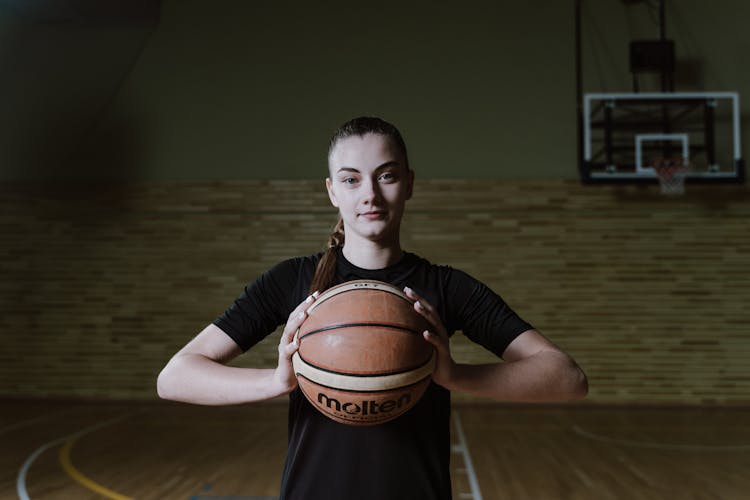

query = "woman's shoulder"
[406,252,474,282]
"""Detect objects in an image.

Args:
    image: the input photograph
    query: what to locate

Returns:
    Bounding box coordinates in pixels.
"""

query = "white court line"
[17,409,145,500]
[452,411,483,500]
[573,425,750,452]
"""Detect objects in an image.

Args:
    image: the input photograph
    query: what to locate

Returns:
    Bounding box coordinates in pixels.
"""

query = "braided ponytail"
[308,217,345,294]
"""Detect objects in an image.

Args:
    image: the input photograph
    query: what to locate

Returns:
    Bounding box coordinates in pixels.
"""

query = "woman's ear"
[325,177,339,207]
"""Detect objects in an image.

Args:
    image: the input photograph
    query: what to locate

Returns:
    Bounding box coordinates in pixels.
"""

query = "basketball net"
[653,156,688,196]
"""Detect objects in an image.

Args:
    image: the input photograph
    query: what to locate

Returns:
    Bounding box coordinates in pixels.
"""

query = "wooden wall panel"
[1,180,748,403]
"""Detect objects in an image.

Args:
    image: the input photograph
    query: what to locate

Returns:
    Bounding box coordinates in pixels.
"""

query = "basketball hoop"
[653,157,688,195]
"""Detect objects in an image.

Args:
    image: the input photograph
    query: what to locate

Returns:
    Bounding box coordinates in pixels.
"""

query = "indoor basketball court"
[5,401,750,499]
[2,1,749,499]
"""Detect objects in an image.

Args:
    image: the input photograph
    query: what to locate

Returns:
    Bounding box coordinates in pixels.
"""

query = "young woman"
[157,117,588,500]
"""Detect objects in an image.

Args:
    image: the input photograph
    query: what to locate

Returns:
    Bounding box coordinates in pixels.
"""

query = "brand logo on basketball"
[317,392,411,417]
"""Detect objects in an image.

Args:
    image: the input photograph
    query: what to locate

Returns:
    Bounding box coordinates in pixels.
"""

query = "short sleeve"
[213,258,303,352]
[445,269,533,357]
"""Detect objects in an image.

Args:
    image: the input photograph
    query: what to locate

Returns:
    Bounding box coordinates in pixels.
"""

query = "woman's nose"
[361,178,382,203]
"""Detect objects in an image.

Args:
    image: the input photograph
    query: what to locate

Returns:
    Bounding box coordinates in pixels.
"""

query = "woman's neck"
[341,240,404,270]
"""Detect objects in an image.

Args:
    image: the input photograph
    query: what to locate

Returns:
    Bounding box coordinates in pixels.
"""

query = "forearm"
[444,350,588,402]
[157,353,288,405]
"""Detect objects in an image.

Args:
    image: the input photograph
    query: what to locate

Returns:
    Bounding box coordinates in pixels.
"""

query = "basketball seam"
[296,351,434,378]
[296,372,431,395]
[308,280,412,314]
[299,322,423,339]
[292,352,435,391]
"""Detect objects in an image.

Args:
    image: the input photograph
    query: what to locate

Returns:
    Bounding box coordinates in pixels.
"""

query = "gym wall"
[3,0,748,181]
[2,180,748,403]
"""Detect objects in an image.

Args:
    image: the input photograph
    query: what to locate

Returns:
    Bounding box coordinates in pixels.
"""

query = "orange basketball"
[292,280,435,426]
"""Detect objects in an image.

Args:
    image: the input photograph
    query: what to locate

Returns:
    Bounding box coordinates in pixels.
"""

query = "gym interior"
[2,1,749,499]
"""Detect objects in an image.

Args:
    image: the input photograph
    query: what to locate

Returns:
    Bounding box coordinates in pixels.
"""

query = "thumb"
[284,340,299,358]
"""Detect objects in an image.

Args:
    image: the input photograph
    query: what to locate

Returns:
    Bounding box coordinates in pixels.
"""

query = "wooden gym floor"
[2,399,749,500]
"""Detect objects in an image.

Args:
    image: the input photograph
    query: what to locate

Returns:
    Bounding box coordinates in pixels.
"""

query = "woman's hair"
[308,116,409,294]
[327,116,409,168]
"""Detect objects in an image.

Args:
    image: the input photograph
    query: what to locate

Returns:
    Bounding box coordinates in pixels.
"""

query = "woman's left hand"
[404,287,456,390]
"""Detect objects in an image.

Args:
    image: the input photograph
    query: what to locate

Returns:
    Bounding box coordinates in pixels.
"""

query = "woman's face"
[326,133,413,246]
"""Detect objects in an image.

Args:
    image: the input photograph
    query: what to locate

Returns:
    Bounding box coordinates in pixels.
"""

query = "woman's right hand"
[273,291,319,394]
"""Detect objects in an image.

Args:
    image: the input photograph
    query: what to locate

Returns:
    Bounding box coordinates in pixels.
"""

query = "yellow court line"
[58,438,135,500]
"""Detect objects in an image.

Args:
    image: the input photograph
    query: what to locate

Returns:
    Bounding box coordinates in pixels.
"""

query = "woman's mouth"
[359,211,386,220]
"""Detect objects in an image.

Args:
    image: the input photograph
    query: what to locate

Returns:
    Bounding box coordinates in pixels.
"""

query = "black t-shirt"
[214,249,532,500]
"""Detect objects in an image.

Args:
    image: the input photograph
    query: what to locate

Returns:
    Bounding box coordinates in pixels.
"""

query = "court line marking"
[59,437,134,500]
[452,411,483,500]
[572,425,750,451]
[17,409,144,500]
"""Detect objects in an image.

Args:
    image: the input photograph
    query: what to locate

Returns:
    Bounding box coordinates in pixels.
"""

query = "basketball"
[291,280,435,426]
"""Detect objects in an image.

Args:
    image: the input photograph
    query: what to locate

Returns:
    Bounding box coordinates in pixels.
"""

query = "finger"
[281,335,300,357]
[279,317,304,359]
[403,286,421,303]
[414,300,442,331]
[293,290,320,316]
[422,330,448,353]
[292,291,319,316]
[414,299,434,315]
[406,288,435,314]
[404,287,435,314]
[282,291,319,343]
[281,310,307,346]
[405,287,448,339]
[282,310,307,344]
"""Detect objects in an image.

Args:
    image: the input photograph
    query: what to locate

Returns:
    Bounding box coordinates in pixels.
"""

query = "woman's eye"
[342,177,358,185]
[379,172,396,182]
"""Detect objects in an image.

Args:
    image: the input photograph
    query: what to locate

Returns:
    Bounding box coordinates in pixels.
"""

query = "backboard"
[580,92,744,184]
